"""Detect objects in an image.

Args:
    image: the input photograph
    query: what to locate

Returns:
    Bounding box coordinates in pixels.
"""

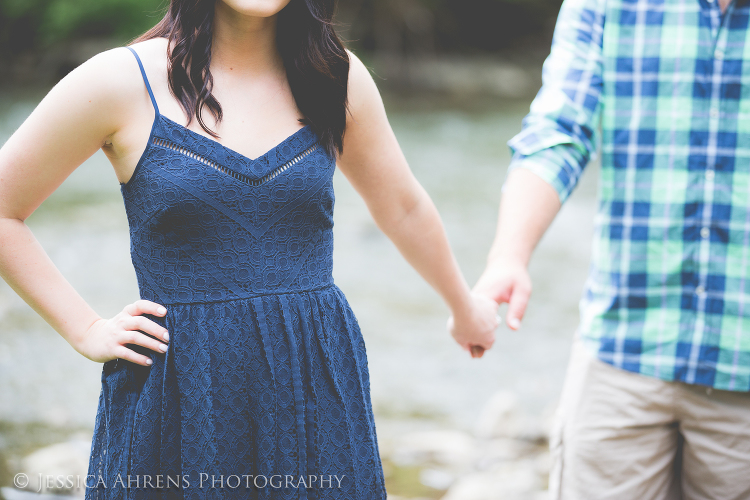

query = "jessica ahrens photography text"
[14,472,346,493]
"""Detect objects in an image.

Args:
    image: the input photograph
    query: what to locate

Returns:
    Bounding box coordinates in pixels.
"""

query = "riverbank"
[0,74,595,500]
[0,388,555,500]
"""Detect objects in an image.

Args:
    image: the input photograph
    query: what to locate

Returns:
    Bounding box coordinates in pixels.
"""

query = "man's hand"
[472,169,560,331]
[472,258,531,331]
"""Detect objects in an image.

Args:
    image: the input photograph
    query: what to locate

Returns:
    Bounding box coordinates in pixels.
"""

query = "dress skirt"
[85,286,387,500]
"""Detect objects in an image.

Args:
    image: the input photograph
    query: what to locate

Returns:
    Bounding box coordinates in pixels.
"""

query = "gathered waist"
[142,281,338,307]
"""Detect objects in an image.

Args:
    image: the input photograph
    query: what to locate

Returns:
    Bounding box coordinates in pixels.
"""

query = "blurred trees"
[0,0,563,53]
[0,0,563,84]
[337,0,563,56]
[0,0,164,55]
[0,0,167,83]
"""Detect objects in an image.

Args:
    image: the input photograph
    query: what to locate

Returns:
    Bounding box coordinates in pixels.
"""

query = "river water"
[0,89,599,442]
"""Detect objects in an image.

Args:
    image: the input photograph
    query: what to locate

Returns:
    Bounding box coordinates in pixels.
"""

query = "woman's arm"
[336,52,498,356]
[0,47,169,366]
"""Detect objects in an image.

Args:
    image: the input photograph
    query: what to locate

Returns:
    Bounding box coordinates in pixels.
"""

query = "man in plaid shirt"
[474,0,750,497]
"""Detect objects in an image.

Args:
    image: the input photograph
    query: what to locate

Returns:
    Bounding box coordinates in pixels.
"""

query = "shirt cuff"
[505,146,586,204]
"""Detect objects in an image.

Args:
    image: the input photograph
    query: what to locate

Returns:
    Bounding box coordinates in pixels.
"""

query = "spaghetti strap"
[126,46,160,115]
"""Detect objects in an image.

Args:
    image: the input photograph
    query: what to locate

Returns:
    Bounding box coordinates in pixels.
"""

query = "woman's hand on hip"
[74,300,169,367]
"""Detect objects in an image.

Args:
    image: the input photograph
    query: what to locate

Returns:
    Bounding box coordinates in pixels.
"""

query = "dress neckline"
[120,110,317,189]
[121,45,318,189]
[158,112,311,166]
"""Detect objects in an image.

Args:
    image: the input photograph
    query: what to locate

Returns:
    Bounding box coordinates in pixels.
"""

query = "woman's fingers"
[77,301,170,366]
[115,344,154,367]
[126,315,169,341]
[120,329,168,354]
[447,296,499,358]
[115,300,170,364]
[124,300,168,318]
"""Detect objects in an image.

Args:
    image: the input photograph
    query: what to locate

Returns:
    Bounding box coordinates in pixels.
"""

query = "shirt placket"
[686,0,732,383]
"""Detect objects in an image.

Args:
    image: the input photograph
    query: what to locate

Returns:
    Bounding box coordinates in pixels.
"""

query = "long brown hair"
[131,0,350,157]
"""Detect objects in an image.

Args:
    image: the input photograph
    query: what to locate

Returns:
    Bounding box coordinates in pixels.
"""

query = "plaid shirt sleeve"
[506,0,606,204]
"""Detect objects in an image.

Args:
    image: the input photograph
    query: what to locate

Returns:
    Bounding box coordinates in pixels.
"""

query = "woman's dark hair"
[131,0,350,157]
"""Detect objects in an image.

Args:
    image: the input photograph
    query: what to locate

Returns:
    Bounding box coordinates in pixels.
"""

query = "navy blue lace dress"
[84,46,387,500]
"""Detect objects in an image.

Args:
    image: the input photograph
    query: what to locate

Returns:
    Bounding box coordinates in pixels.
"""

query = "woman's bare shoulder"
[346,50,375,90]
[344,50,384,120]
[123,37,170,76]
[61,38,168,110]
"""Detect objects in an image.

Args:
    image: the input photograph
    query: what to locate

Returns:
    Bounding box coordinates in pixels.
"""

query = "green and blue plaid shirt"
[509,0,750,391]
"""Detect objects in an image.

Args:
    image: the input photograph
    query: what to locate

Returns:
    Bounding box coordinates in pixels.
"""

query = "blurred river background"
[0,0,600,498]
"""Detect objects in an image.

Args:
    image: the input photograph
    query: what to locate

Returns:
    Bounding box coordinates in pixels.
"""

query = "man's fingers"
[475,284,509,305]
[473,272,514,305]
[506,283,531,330]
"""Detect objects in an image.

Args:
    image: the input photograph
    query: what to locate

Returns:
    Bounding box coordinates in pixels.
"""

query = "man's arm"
[473,169,560,328]
[474,0,606,329]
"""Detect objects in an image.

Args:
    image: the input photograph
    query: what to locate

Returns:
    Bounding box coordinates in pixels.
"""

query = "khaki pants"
[549,337,750,500]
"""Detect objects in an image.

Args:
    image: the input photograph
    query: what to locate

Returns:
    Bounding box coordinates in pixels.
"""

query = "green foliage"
[42,0,166,40]
[0,0,562,56]
[0,0,165,51]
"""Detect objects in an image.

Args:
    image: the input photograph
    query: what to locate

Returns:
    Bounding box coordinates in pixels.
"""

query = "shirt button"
[710,108,720,119]
[701,227,710,239]
[706,170,715,181]
[715,50,725,60]
[696,285,706,296]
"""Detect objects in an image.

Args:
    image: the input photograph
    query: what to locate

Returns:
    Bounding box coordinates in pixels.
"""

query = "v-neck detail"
[158,113,311,166]
[155,113,319,181]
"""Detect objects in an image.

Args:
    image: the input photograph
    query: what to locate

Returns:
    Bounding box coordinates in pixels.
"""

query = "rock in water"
[18,438,91,498]
[1,486,78,500]
[474,390,523,439]
[441,459,546,500]
[390,429,476,467]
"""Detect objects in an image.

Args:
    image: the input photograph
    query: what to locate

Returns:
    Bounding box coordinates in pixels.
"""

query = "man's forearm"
[487,168,562,269]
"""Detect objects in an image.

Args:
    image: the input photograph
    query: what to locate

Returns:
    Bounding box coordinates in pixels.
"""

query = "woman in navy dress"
[0,0,499,498]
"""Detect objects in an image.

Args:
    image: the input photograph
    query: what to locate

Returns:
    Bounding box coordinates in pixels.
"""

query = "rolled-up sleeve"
[507,0,606,204]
